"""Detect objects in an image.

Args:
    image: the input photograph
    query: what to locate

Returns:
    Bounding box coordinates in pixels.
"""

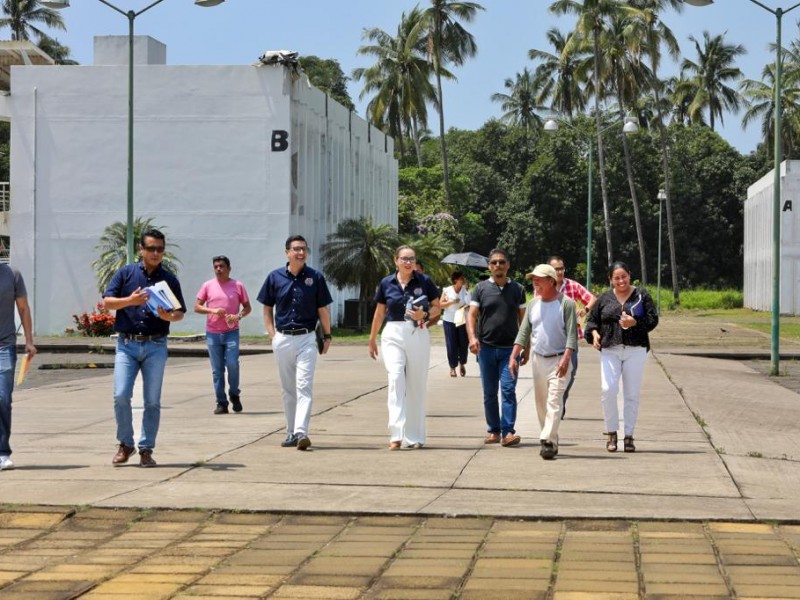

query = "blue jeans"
[113,336,168,451]
[0,345,17,456]
[477,344,518,436]
[206,330,240,405]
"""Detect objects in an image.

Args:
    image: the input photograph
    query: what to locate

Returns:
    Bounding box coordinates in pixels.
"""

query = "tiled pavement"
[1,508,800,599]
[3,315,800,598]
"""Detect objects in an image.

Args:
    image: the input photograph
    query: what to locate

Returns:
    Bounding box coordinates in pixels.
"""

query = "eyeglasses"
[398,256,416,263]
[142,245,165,253]
[289,246,308,253]
[489,259,507,265]
[554,267,565,272]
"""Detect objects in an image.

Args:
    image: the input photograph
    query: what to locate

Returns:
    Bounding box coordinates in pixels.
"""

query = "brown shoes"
[484,432,501,444]
[389,441,402,450]
[139,450,157,468]
[112,444,136,466]
[501,433,521,447]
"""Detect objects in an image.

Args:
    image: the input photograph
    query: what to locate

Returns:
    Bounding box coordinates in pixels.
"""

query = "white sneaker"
[0,455,14,470]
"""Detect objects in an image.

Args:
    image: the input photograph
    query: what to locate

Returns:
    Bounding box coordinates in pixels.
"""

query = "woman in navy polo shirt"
[369,246,441,450]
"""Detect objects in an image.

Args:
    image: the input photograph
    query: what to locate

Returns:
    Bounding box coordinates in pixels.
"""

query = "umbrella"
[441,252,489,269]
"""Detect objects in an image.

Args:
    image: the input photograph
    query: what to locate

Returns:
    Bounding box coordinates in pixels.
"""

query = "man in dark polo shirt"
[103,228,186,468]
[258,235,332,451]
[466,248,527,447]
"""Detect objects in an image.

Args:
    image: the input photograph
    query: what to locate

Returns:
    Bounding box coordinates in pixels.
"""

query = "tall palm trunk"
[434,53,452,205]
[651,74,680,305]
[592,31,613,267]
[411,116,423,167]
[615,77,647,285]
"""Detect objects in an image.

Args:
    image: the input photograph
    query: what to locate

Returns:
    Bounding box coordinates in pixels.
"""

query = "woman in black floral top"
[584,262,658,453]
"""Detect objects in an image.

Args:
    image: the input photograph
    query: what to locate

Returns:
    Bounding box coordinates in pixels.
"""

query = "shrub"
[71,302,115,337]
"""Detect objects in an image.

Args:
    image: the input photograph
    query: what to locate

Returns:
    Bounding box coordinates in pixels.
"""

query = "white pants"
[531,353,571,445]
[599,345,647,437]
[272,331,318,437]
[381,321,430,446]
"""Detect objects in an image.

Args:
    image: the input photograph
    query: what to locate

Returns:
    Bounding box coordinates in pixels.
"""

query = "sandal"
[624,436,636,453]
[606,432,618,453]
[450,369,457,378]
[459,364,466,377]
[389,441,402,450]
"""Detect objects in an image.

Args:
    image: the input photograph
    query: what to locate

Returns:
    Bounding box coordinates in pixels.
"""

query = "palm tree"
[92,217,181,293]
[741,62,800,160]
[550,0,622,266]
[0,0,65,42]
[422,0,484,206]
[629,0,683,304]
[353,8,442,166]
[320,217,400,303]
[600,11,650,284]
[528,27,590,118]
[490,68,548,132]
[37,36,77,65]
[680,31,746,131]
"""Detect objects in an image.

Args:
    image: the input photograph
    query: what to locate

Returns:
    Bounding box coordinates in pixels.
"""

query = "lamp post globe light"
[544,115,638,291]
[685,0,800,375]
[41,0,226,263]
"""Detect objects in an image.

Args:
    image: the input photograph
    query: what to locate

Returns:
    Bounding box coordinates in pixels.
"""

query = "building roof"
[0,41,55,91]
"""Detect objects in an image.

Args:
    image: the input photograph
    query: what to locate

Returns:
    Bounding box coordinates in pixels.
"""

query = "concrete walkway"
[1,316,799,598]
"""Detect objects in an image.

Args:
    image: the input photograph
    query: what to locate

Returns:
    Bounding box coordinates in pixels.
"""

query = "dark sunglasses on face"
[142,245,165,253]
[489,259,507,265]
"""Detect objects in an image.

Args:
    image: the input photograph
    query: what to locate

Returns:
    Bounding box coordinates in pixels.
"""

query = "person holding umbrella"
[440,271,470,377]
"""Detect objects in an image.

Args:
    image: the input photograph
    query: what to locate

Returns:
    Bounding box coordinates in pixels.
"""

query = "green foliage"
[0,0,65,42]
[320,217,400,300]
[92,217,181,293]
[674,289,743,310]
[0,121,8,181]
[299,55,354,111]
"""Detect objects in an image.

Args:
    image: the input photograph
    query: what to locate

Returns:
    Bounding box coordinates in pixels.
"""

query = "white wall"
[744,159,800,314]
[6,45,397,335]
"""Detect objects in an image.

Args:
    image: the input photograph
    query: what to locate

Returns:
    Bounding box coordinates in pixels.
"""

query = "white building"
[744,159,800,314]
[0,36,397,335]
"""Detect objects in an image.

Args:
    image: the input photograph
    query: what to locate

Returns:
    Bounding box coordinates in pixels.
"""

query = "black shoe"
[230,394,243,413]
[214,404,229,415]
[281,434,297,447]
[540,441,557,460]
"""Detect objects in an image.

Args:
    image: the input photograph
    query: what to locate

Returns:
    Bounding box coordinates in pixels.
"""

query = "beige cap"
[527,264,557,280]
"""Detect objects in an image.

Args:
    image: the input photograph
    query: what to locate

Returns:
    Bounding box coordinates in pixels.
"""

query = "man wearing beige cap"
[509,264,577,460]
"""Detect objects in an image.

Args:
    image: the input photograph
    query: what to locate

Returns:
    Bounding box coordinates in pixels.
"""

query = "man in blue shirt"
[103,228,186,468]
[257,235,333,450]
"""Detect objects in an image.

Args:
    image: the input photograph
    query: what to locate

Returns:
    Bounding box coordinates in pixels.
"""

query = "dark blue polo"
[257,263,333,331]
[103,263,187,336]
[374,272,439,322]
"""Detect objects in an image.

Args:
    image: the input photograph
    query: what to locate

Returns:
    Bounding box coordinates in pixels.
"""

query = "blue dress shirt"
[103,263,186,336]
[374,272,439,322]
[256,263,333,331]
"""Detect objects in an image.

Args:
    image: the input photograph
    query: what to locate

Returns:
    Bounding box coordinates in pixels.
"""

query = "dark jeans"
[477,344,518,436]
[442,321,468,369]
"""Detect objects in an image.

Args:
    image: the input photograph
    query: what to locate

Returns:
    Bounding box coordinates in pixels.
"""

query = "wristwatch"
[323,333,332,340]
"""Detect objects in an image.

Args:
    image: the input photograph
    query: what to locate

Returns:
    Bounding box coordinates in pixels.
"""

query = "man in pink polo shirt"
[195,256,251,414]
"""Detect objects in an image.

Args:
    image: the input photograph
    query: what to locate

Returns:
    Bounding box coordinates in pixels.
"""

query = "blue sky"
[46,0,784,154]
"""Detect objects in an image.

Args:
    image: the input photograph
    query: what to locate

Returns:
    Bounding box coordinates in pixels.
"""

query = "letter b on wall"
[271,130,289,152]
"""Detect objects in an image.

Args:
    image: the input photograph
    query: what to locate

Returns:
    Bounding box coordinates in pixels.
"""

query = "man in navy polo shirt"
[103,228,186,468]
[258,235,332,451]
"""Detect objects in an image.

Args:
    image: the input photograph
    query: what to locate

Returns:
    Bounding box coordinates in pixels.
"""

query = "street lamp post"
[657,188,666,315]
[685,0,800,376]
[544,116,638,291]
[41,0,225,264]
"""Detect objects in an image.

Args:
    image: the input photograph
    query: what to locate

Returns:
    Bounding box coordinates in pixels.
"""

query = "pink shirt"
[196,278,250,334]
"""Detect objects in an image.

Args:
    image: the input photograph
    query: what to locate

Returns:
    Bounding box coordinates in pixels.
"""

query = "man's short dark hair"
[416,260,425,272]
[548,255,564,265]
[140,228,165,246]
[212,255,230,268]
[488,248,508,261]
[285,235,307,250]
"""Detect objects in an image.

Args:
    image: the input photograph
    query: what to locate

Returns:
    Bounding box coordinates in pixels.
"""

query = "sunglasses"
[142,245,165,253]
[489,259,507,265]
